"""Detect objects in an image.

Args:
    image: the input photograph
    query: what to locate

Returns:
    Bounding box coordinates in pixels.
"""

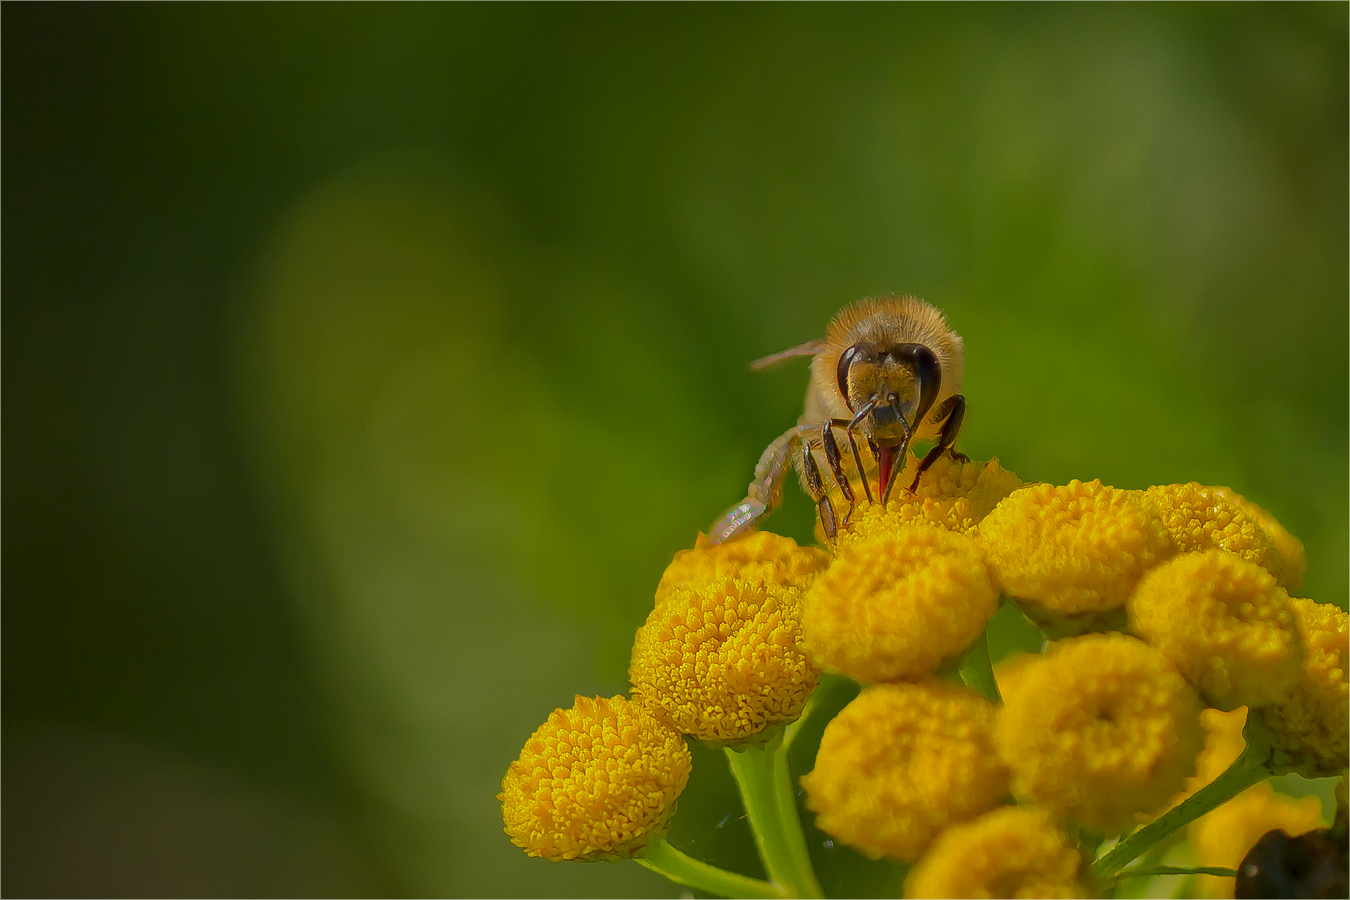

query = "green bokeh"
[4,4,1345,897]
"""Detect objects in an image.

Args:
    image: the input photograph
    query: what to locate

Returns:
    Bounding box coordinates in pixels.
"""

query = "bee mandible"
[710,295,967,544]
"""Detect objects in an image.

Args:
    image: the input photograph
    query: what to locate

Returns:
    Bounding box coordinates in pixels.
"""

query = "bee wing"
[749,339,825,372]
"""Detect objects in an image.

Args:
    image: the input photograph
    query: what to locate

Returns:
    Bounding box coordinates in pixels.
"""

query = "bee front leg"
[820,422,856,525]
[909,394,966,491]
[800,441,838,543]
[707,425,804,544]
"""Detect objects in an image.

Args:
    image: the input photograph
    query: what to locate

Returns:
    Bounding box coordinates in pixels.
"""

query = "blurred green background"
[3,4,1346,897]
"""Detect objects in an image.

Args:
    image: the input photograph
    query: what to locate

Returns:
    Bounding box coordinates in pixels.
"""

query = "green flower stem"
[1108,865,1237,884]
[725,739,826,899]
[638,839,786,899]
[782,688,821,753]
[957,629,1001,702]
[1091,731,1272,882]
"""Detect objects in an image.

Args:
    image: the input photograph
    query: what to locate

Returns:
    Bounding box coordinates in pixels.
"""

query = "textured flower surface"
[1255,597,1349,777]
[655,531,830,605]
[630,575,819,745]
[1189,782,1326,898]
[904,806,1087,899]
[995,633,1203,834]
[1128,550,1304,711]
[1139,483,1299,589]
[1210,487,1308,591]
[978,480,1173,616]
[816,454,1022,543]
[801,523,997,683]
[802,681,1008,862]
[500,694,691,861]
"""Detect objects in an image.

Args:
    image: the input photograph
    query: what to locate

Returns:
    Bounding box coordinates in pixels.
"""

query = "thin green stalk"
[1092,735,1271,881]
[725,739,825,899]
[782,687,822,753]
[1109,865,1237,885]
[957,629,1001,702]
[637,839,786,899]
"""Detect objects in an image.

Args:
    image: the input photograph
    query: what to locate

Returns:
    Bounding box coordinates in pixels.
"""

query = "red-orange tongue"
[877,443,898,502]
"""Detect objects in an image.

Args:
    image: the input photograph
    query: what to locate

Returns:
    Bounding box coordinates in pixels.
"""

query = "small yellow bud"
[630,576,819,746]
[802,681,1008,862]
[1140,483,1299,589]
[1209,486,1308,591]
[995,633,1203,835]
[802,523,998,684]
[978,480,1173,618]
[1128,550,1304,711]
[904,806,1088,899]
[500,695,691,861]
[656,531,830,604]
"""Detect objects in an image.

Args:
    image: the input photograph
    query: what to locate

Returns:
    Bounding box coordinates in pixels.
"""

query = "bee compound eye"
[835,344,870,411]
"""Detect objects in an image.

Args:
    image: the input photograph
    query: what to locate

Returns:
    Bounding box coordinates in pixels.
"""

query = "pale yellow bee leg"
[706,425,804,544]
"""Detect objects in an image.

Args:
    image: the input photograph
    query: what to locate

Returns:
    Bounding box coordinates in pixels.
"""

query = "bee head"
[836,341,941,442]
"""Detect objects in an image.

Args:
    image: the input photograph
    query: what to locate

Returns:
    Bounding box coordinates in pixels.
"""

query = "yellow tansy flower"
[655,530,830,604]
[1189,782,1326,898]
[802,681,1008,862]
[500,694,691,861]
[1128,550,1304,711]
[1255,597,1349,777]
[904,452,1026,529]
[1210,486,1308,591]
[801,524,998,684]
[978,480,1173,618]
[904,806,1088,899]
[995,633,1203,835]
[815,454,1022,543]
[1139,483,1300,590]
[630,576,819,746]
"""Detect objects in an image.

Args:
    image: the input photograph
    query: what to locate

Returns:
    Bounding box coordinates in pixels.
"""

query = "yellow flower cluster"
[630,575,819,745]
[500,436,1340,894]
[802,524,997,683]
[995,633,1204,834]
[1129,550,1304,711]
[904,807,1087,899]
[802,681,1007,862]
[499,695,691,861]
[794,457,1340,863]
[1254,597,1349,777]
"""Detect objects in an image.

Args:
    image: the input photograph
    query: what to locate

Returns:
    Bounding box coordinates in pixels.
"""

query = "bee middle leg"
[800,440,839,543]
[819,423,857,525]
[824,412,877,506]
[909,393,966,491]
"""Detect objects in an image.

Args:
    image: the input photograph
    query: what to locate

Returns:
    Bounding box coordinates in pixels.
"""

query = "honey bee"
[710,295,966,544]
